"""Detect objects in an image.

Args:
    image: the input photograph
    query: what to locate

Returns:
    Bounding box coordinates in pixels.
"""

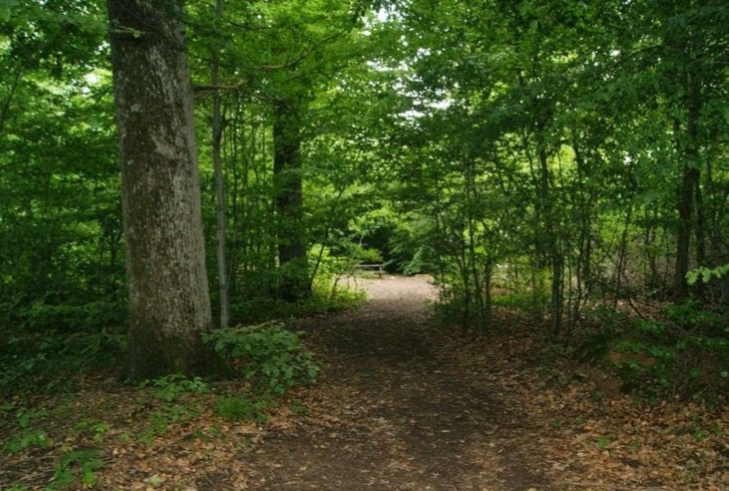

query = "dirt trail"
[6,276,726,490]
[239,276,552,490]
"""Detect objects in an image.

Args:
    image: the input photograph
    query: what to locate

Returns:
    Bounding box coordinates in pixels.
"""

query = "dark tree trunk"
[538,145,563,337]
[211,0,229,329]
[273,98,310,301]
[108,0,214,380]
[673,73,701,303]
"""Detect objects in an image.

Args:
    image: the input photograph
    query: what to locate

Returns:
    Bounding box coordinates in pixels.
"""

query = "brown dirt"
[3,275,727,490]
[237,275,552,490]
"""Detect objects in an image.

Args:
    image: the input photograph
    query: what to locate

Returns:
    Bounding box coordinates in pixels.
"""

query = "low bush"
[204,321,320,396]
[140,374,209,402]
[19,301,126,333]
[0,330,127,395]
[604,301,729,402]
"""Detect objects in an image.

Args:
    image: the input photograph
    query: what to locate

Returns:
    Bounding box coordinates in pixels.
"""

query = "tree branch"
[258,31,345,71]
[193,80,249,93]
[193,30,345,94]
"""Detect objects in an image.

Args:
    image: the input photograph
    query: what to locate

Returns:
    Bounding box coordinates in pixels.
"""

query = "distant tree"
[273,95,310,301]
[107,0,214,380]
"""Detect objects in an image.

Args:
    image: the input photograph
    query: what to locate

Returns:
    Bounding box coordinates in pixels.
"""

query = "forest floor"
[2,275,728,490]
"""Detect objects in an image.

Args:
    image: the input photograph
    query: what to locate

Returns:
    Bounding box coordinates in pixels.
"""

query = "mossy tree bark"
[108,0,214,381]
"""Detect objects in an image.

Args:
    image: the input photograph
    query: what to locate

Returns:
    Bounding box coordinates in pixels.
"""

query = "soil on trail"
[5,275,727,490]
[240,275,550,490]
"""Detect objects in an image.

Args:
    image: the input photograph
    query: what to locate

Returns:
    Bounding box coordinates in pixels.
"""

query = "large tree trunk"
[273,98,310,301]
[108,0,214,380]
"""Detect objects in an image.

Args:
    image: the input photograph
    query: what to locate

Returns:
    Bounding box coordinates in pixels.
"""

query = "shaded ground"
[2,275,728,490]
[239,275,549,490]
[228,275,729,491]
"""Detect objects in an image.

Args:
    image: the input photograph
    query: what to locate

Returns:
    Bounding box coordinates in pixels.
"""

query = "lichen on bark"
[108,0,215,381]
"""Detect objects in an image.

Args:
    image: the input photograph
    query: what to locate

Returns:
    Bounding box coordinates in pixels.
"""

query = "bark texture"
[273,98,310,301]
[673,63,702,303]
[108,0,213,380]
[211,0,229,329]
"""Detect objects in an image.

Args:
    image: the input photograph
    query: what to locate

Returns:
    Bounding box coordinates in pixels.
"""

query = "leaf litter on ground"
[1,276,727,490]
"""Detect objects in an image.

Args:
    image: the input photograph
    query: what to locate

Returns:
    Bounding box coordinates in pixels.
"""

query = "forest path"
[239,275,552,490]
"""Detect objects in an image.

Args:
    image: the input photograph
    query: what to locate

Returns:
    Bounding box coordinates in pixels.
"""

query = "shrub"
[140,374,209,402]
[20,301,126,333]
[0,330,127,395]
[228,273,365,325]
[607,302,729,401]
[204,322,320,395]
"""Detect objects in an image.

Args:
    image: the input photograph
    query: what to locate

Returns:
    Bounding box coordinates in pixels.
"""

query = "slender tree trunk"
[210,0,229,329]
[464,161,485,328]
[613,206,633,308]
[457,230,472,331]
[673,73,701,303]
[273,98,310,301]
[483,259,493,328]
[227,96,242,297]
[0,64,22,136]
[108,0,214,380]
[693,173,706,299]
[643,209,662,292]
[538,145,563,337]
[570,137,596,331]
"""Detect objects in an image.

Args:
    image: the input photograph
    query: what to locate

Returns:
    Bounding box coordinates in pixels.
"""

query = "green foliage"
[133,375,210,445]
[4,485,30,491]
[492,292,549,315]
[434,282,492,330]
[204,322,320,395]
[386,218,439,275]
[2,408,51,454]
[229,279,365,325]
[595,436,613,449]
[216,394,275,423]
[80,375,209,446]
[73,419,111,444]
[577,308,632,362]
[686,264,729,285]
[19,301,127,333]
[140,374,209,403]
[137,402,204,446]
[309,244,350,275]
[51,449,105,489]
[310,277,367,312]
[225,245,366,324]
[0,330,127,395]
[608,302,729,401]
[0,56,124,335]
[355,246,383,264]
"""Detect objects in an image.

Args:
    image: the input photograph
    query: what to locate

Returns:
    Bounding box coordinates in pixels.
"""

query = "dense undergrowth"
[0,304,327,489]
[1,275,728,489]
[436,288,729,406]
[0,272,361,399]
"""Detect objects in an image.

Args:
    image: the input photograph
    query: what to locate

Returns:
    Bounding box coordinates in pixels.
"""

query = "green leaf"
[0,0,19,22]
